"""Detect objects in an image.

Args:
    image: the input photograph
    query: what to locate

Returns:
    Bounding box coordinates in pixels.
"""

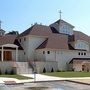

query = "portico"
[0,44,18,62]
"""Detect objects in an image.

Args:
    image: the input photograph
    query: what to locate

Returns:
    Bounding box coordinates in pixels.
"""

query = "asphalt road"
[5,81,90,90]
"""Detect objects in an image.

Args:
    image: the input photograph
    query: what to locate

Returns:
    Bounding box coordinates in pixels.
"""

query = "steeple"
[0,20,5,36]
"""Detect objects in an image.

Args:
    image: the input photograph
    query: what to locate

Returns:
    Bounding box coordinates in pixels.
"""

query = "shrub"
[57,70,61,72]
[5,69,8,75]
[43,68,46,73]
[51,68,54,72]
[10,69,15,75]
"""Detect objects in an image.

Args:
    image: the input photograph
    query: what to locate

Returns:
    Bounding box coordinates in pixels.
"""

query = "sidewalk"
[21,74,90,84]
[0,74,90,85]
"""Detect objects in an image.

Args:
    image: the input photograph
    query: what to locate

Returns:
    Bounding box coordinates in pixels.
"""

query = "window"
[47,51,50,54]
[84,53,86,55]
[43,51,45,54]
[20,39,21,42]
[75,40,89,51]
[78,52,80,55]
[81,52,83,55]
[24,37,26,41]
[24,52,25,55]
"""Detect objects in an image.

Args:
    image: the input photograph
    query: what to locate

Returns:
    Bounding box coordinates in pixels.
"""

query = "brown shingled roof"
[74,31,90,43]
[0,35,17,45]
[0,35,23,50]
[69,58,90,64]
[19,24,52,37]
[50,19,74,28]
[37,34,69,50]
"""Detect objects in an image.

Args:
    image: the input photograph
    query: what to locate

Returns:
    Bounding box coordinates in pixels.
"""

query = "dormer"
[75,40,89,51]
[50,19,74,35]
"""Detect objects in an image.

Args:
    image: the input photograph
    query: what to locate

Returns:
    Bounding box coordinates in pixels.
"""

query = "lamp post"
[33,59,36,82]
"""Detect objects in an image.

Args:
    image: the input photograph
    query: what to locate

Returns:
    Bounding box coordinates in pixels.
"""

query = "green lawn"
[43,71,90,77]
[0,75,32,80]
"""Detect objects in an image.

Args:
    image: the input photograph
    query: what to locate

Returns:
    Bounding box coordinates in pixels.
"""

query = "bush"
[51,68,54,72]
[5,69,8,75]
[57,70,61,72]
[43,68,46,73]
[10,69,15,75]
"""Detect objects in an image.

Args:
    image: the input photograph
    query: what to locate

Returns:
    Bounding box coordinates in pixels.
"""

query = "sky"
[0,0,90,35]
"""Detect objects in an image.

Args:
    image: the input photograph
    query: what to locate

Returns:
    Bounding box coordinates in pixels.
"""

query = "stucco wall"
[12,50,24,62]
[56,50,90,70]
[35,61,58,73]
[28,36,46,61]
[36,50,46,61]
[36,50,90,70]
[0,61,32,74]
[19,36,46,61]
[0,62,13,74]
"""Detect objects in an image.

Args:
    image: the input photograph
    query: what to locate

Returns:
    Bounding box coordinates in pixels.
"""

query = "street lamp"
[33,59,36,82]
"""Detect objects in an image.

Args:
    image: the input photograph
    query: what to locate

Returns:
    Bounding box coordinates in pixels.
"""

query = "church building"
[0,19,90,74]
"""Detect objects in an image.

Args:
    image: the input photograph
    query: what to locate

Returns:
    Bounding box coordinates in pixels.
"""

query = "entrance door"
[4,51,12,61]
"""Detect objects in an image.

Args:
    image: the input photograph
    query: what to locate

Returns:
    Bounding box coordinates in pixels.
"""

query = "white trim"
[1,44,18,62]
[2,44,18,48]
[1,46,3,62]
[16,47,18,61]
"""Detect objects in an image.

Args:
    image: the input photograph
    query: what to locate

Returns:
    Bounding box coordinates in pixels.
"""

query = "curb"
[5,82,24,85]
[65,80,90,85]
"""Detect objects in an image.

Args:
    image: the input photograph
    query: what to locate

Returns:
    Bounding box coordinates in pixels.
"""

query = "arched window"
[75,40,89,51]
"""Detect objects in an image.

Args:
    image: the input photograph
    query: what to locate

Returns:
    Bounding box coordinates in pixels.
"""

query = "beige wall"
[36,49,90,71]
[0,61,32,74]
[35,61,58,73]
[19,36,46,61]
[73,63,82,71]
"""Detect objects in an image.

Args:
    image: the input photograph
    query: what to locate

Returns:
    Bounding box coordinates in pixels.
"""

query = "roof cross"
[59,10,62,20]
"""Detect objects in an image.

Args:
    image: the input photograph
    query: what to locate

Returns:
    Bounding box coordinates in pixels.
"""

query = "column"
[1,46,3,62]
[16,47,18,62]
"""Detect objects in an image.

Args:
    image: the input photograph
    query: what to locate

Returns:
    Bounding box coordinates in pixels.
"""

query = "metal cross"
[59,10,62,20]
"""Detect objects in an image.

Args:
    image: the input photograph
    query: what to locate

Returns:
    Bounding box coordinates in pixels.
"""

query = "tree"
[7,31,19,35]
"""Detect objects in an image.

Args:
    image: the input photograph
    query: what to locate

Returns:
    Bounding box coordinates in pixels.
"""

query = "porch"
[69,58,90,72]
[0,44,18,61]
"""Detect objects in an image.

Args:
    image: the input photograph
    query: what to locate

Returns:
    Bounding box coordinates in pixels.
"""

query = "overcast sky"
[0,0,90,35]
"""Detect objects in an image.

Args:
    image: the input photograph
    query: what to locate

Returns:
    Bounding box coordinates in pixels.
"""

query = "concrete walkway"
[0,74,90,84]
[21,74,90,83]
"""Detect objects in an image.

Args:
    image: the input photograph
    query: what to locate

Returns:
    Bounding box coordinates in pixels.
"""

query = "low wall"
[0,61,14,74]
[0,61,32,74]
[35,61,58,73]
[0,61,58,74]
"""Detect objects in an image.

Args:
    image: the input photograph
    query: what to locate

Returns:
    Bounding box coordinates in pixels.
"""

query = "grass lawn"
[0,75,32,80]
[43,71,90,77]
